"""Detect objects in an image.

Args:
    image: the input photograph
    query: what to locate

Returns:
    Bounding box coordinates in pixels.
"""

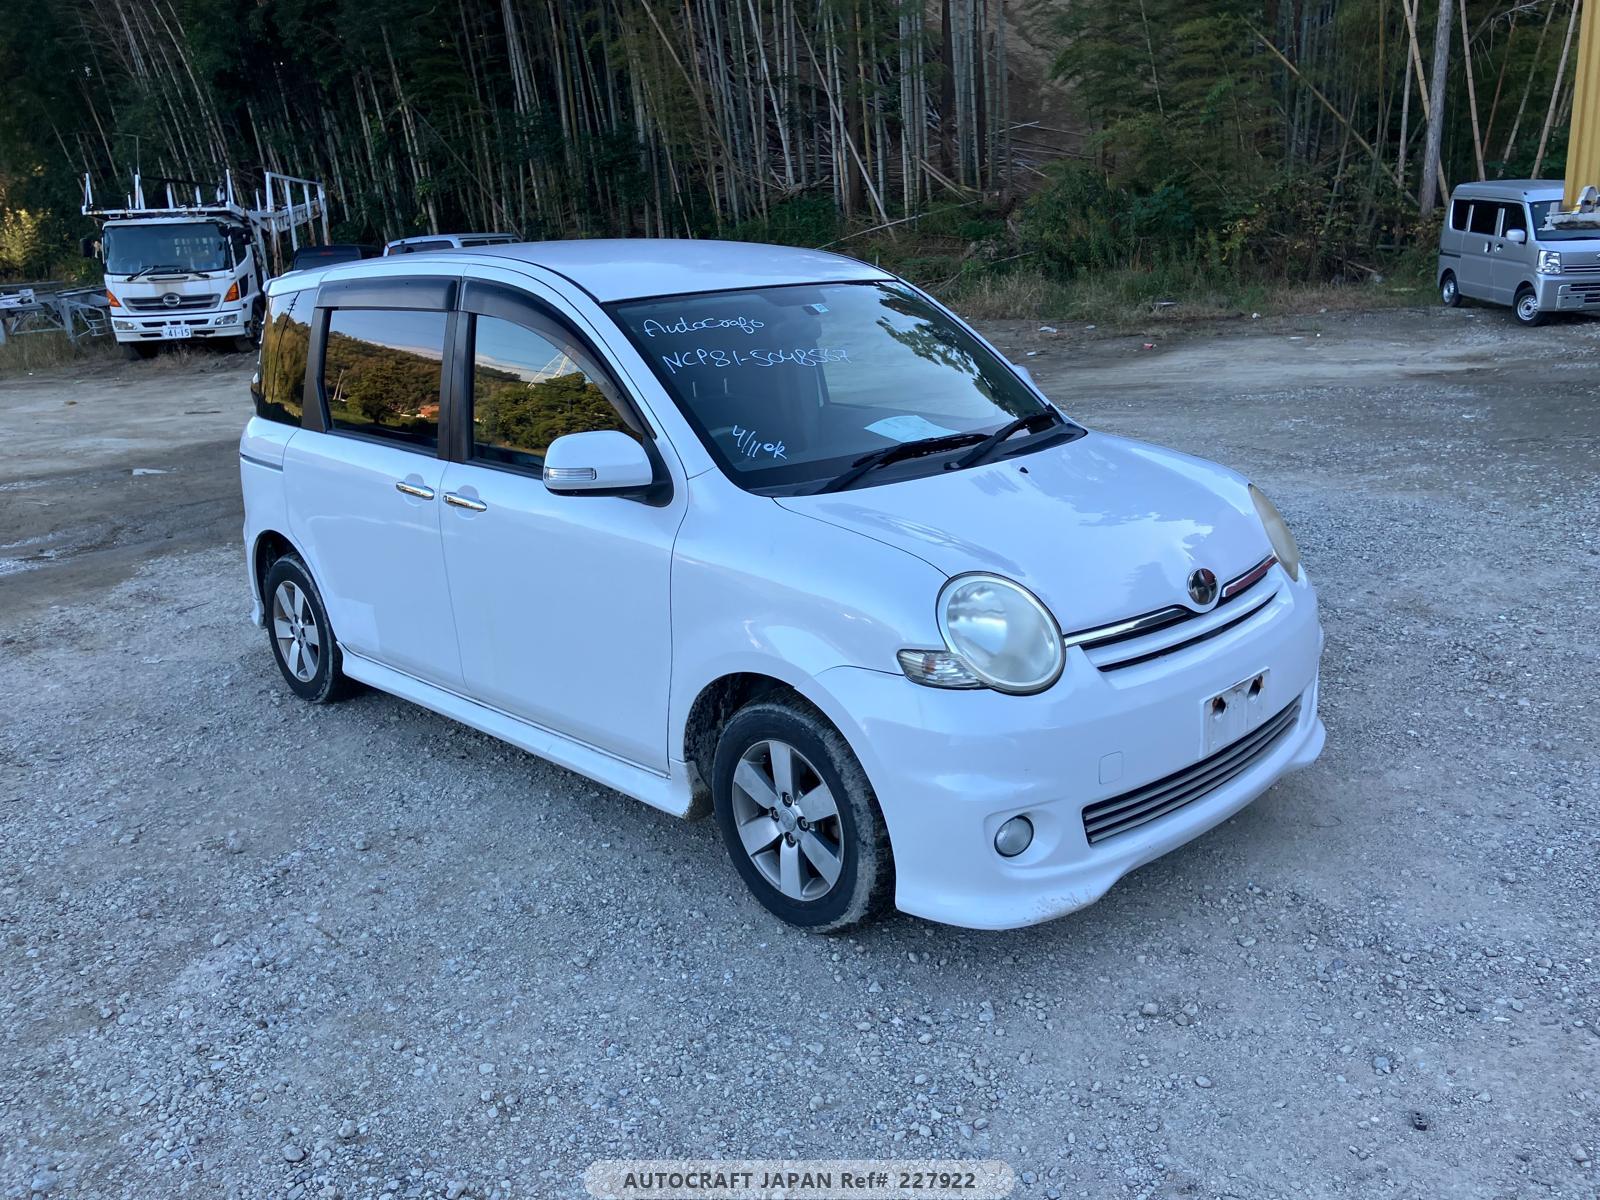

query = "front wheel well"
[683,673,809,811]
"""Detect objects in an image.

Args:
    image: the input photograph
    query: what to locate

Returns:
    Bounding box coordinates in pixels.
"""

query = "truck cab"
[100,214,263,355]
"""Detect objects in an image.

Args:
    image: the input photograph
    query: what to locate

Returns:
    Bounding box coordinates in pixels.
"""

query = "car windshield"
[609,281,1076,492]
[1530,200,1600,242]
[103,221,229,275]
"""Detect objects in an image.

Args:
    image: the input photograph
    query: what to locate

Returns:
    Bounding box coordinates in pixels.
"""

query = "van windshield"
[609,281,1079,493]
[103,221,230,275]
[1531,201,1600,242]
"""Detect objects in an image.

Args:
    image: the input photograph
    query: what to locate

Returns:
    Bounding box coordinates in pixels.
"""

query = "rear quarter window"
[1450,199,1471,231]
[254,289,311,426]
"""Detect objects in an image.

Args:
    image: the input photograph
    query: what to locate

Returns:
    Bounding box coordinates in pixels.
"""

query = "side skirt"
[340,650,695,818]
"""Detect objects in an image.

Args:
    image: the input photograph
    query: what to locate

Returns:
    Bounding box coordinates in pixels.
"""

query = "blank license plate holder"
[1204,671,1270,755]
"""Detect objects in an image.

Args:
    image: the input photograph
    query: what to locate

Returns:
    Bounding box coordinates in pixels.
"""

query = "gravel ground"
[1,307,1597,1200]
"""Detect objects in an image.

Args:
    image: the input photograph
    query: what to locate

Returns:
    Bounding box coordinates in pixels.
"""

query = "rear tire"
[711,699,892,932]
[1439,272,1460,307]
[1513,285,1545,327]
[262,554,355,703]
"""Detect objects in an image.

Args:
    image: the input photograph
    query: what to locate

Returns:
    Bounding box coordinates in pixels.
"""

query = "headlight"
[1538,250,1562,274]
[935,574,1064,694]
[1249,485,1301,581]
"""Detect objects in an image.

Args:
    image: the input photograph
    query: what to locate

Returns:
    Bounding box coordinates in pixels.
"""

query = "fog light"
[994,815,1034,858]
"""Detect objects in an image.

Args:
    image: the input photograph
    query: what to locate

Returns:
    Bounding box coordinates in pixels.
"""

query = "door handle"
[443,492,488,512]
[395,481,435,500]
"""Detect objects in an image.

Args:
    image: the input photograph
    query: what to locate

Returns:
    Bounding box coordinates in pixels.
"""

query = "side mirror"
[80,237,98,260]
[1506,228,1528,245]
[543,430,655,495]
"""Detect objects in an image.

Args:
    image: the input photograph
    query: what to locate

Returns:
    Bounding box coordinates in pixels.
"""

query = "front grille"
[1067,556,1282,672]
[1082,697,1302,845]
[126,293,219,312]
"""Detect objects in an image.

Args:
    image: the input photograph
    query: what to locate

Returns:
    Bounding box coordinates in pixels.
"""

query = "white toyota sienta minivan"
[241,240,1325,931]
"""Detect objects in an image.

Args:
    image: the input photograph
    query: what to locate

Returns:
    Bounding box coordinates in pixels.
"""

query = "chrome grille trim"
[126,293,220,312]
[1082,697,1302,844]
[1065,557,1282,671]
[1062,604,1190,650]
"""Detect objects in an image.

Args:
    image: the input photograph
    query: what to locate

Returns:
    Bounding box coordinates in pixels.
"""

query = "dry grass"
[0,331,118,377]
[936,266,1432,327]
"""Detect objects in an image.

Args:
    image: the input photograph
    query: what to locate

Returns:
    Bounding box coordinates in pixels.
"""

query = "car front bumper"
[112,309,246,342]
[1537,275,1600,311]
[818,568,1326,930]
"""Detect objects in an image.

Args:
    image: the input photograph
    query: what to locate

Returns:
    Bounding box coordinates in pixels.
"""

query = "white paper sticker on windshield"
[866,414,960,443]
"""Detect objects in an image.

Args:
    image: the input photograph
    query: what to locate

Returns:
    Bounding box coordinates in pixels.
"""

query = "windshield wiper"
[124,263,185,280]
[812,431,986,494]
[946,409,1066,471]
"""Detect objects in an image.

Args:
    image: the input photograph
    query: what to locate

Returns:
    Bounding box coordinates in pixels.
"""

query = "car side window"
[254,289,310,426]
[1468,203,1500,235]
[1450,198,1472,231]
[468,313,640,470]
[1502,203,1528,235]
[322,308,447,451]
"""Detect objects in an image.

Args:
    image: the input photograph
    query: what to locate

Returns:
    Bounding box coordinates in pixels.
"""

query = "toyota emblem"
[160,293,181,308]
[1187,568,1219,608]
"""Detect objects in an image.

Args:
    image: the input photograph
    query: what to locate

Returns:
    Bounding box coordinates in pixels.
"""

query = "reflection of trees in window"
[254,294,309,424]
[324,328,441,442]
[873,293,1037,420]
[472,359,632,463]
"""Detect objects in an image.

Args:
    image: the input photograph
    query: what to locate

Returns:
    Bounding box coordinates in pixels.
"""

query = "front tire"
[262,555,354,703]
[234,302,264,354]
[121,342,158,361]
[1513,285,1545,327]
[711,699,892,932]
[1439,271,1460,307]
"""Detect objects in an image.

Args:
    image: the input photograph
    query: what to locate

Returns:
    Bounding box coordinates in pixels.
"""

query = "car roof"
[273,238,891,302]
[1453,179,1564,200]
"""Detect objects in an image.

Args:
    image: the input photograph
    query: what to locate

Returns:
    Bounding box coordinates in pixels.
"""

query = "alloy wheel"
[271,580,321,683]
[729,739,844,901]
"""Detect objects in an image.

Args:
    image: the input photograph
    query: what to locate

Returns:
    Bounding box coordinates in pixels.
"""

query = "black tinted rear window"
[254,289,311,426]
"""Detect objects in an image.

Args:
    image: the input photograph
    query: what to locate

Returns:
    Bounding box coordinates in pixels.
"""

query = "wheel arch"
[678,665,874,819]
[250,528,303,614]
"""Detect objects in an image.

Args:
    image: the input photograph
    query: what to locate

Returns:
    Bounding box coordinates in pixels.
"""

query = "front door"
[285,302,462,688]
[437,283,681,771]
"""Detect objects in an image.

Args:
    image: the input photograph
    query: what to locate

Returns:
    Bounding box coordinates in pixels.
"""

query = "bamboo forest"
[0,0,1590,295]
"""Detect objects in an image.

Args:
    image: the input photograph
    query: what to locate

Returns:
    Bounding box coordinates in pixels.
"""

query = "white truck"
[83,170,328,357]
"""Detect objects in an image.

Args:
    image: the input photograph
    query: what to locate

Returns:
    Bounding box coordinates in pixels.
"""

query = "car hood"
[776,431,1274,633]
